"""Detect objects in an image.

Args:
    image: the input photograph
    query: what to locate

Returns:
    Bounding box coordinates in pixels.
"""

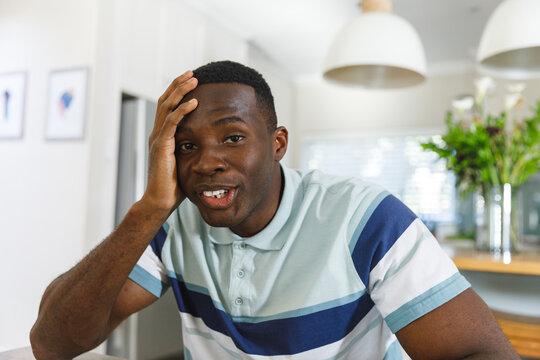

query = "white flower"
[452,95,474,114]
[504,93,523,112]
[507,83,526,94]
[474,77,496,105]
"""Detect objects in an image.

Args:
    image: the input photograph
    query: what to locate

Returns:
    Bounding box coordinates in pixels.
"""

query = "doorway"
[109,94,183,359]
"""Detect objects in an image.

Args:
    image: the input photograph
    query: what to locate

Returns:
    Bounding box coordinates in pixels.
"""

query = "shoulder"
[288,167,395,238]
[291,167,386,205]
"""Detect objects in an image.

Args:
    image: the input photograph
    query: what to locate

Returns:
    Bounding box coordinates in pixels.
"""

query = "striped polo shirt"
[128,165,470,359]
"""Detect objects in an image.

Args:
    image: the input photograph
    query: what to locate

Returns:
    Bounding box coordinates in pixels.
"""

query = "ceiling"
[182,0,504,78]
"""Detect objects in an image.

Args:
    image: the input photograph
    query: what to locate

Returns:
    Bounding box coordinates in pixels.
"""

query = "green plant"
[422,79,540,196]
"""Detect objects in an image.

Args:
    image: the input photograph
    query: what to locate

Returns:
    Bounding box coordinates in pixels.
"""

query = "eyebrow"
[176,116,246,134]
[213,116,246,127]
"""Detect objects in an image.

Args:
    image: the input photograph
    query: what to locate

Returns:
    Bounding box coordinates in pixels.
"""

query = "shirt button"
[235,297,244,305]
[236,269,245,278]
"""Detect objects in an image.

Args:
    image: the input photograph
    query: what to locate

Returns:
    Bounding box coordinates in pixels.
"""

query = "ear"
[272,126,288,161]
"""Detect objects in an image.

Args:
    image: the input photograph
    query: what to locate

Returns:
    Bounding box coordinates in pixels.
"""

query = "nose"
[192,145,227,175]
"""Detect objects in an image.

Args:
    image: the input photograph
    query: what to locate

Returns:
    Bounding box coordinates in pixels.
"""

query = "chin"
[199,210,240,229]
[202,217,238,229]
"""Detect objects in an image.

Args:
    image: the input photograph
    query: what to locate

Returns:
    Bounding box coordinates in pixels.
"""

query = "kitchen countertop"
[441,240,540,276]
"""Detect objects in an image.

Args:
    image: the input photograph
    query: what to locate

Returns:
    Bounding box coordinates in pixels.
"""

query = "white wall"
[247,45,296,166]
[0,0,99,350]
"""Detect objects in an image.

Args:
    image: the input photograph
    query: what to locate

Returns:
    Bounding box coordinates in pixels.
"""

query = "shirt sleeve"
[128,226,171,298]
[349,194,471,333]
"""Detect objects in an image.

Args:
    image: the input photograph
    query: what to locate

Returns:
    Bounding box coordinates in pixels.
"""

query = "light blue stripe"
[168,270,367,324]
[163,221,170,233]
[184,346,193,360]
[385,272,471,333]
[383,340,403,360]
[128,264,168,298]
[185,327,214,340]
[232,290,366,323]
[348,191,390,253]
[168,271,211,296]
[185,327,244,359]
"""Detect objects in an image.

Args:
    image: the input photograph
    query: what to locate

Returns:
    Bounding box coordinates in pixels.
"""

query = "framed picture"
[45,68,88,140]
[0,71,26,139]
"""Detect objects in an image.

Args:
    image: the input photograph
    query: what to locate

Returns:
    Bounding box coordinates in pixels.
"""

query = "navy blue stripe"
[170,277,375,356]
[150,226,167,261]
[351,195,417,285]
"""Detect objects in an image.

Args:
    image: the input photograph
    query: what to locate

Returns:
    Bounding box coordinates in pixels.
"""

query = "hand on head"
[142,70,198,213]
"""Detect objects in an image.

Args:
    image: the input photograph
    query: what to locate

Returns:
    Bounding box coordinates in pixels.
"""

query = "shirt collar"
[208,165,298,251]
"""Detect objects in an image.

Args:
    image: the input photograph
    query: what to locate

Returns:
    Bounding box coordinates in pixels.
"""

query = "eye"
[224,135,244,143]
[177,143,196,152]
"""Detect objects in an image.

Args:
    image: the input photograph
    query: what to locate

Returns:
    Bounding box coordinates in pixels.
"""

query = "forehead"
[183,83,259,117]
[178,83,269,134]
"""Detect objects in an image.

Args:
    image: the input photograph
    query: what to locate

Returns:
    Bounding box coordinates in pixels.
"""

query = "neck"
[230,165,284,238]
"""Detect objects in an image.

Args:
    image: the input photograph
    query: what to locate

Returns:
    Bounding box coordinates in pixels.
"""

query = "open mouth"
[202,189,229,199]
[198,188,237,209]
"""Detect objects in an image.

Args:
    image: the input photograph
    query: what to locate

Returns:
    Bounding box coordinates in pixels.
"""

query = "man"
[30,61,518,359]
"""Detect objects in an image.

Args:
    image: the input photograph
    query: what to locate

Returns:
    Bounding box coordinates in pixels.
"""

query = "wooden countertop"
[441,241,540,276]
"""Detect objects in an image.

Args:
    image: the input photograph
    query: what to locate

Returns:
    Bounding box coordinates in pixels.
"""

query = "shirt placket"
[229,240,255,316]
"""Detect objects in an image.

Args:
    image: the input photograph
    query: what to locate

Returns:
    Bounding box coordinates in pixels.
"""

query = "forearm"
[461,349,519,360]
[30,199,170,359]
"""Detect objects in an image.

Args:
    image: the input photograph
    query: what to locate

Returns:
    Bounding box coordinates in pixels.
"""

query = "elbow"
[30,322,56,360]
[30,320,86,360]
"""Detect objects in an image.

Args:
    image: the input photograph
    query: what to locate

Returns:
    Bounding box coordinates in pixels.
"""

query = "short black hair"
[193,60,277,131]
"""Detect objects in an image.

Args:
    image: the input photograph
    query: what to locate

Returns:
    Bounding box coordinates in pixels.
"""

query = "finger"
[151,77,198,142]
[160,98,198,140]
[151,70,193,142]
[158,70,193,106]
[160,77,198,117]
[153,77,198,137]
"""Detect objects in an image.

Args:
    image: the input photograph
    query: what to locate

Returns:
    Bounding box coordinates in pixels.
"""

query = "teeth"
[202,189,229,199]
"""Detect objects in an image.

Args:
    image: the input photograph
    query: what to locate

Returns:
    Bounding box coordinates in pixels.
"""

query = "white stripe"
[180,308,396,359]
[369,219,459,317]
[136,245,169,285]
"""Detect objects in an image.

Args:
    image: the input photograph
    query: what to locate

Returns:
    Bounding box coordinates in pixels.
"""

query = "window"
[299,134,456,225]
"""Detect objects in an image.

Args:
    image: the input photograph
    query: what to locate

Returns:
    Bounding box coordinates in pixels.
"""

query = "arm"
[29,71,199,360]
[396,288,519,359]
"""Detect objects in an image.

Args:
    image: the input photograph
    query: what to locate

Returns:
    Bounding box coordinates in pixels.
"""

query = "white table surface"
[0,347,125,360]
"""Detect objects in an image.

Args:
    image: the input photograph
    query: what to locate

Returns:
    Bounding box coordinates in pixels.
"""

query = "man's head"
[175,61,288,237]
[193,61,277,132]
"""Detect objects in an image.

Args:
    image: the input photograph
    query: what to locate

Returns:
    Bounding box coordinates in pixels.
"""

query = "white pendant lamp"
[323,0,426,89]
[477,0,540,79]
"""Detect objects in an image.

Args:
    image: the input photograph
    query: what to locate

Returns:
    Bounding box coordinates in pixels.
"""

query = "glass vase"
[487,183,522,254]
[474,191,489,251]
